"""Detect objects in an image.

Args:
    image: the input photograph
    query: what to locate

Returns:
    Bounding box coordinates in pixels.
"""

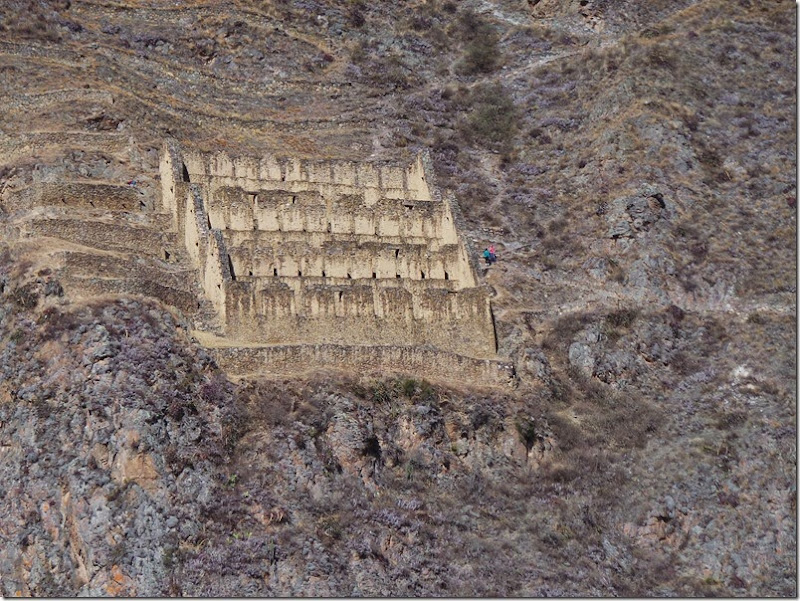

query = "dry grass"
[0,0,794,595]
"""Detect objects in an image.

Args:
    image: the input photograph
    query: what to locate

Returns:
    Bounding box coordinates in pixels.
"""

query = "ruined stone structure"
[2,138,513,387]
[160,141,500,361]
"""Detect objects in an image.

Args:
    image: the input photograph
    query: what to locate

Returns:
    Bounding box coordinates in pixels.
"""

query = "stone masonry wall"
[180,150,433,203]
[210,344,515,389]
[3,182,144,213]
[161,141,498,361]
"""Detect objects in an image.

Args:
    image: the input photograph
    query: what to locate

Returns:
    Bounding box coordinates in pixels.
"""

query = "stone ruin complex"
[3,139,515,387]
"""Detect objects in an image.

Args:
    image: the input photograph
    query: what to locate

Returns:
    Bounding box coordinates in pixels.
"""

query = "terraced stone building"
[161,142,511,385]
[2,138,513,386]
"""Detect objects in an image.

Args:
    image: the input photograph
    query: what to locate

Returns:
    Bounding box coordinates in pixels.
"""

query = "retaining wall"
[209,344,516,389]
[3,182,144,213]
[23,217,173,257]
[59,274,200,313]
[222,280,496,354]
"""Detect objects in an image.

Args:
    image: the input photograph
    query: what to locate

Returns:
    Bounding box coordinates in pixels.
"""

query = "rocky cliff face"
[0,283,240,595]
[0,0,795,596]
[0,248,795,596]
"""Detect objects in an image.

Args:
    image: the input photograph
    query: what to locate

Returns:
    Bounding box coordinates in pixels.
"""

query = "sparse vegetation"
[0,0,794,596]
[455,10,502,75]
[10,283,38,309]
[460,83,518,150]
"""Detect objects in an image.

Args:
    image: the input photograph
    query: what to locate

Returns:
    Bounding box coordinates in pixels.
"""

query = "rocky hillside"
[0,0,796,596]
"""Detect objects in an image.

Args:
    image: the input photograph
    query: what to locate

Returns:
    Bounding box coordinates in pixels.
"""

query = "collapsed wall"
[161,141,499,362]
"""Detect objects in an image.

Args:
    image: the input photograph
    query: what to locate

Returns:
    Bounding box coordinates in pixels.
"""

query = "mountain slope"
[0,0,795,595]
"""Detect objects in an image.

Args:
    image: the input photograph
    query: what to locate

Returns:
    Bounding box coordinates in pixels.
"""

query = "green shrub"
[396,377,438,404]
[461,83,518,150]
[605,308,639,330]
[608,259,626,284]
[514,416,539,452]
[746,311,768,325]
[401,377,418,398]
[646,44,678,70]
[454,10,502,75]
[11,283,38,309]
[546,413,582,452]
[370,381,395,404]
[418,380,438,404]
[461,36,501,74]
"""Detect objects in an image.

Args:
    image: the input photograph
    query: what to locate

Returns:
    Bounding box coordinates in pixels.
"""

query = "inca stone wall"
[4,182,146,213]
[160,141,498,359]
[209,344,515,390]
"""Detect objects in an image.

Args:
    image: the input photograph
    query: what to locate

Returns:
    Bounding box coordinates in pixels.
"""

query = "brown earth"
[0,0,795,596]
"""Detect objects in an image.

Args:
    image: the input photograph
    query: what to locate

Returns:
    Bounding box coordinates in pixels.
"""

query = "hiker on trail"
[489,244,497,263]
[483,248,492,265]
